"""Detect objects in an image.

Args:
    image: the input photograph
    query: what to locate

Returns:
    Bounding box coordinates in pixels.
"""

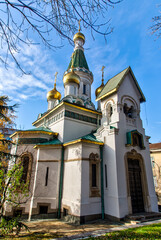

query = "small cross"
[78,19,81,32]
[101,66,105,79]
[54,72,58,83]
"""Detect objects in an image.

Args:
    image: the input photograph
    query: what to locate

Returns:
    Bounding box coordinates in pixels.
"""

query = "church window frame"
[45,167,49,186]
[126,130,145,149]
[121,96,138,120]
[83,84,86,94]
[20,152,33,185]
[105,102,113,124]
[89,153,100,197]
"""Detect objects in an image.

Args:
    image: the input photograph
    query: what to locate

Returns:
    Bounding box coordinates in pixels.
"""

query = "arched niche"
[20,152,33,185]
[124,149,150,214]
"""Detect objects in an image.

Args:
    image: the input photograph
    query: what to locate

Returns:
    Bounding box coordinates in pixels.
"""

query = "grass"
[1,222,161,239]
[0,232,61,240]
[88,223,161,240]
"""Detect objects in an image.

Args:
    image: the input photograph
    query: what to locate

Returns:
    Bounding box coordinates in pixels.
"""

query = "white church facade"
[7,28,158,223]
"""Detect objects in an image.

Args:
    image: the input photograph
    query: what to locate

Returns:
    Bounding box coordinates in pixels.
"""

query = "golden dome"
[95,82,104,98]
[63,70,80,86]
[47,83,61,101]
[73,32,85,43]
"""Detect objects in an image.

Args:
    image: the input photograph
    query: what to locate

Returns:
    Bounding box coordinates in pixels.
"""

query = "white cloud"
[0,42,64,101]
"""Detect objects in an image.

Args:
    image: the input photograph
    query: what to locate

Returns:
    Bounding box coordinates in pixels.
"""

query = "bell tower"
[63,20,93,100]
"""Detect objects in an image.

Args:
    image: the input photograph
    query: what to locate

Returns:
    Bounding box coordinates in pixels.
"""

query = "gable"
[96,66,146,103]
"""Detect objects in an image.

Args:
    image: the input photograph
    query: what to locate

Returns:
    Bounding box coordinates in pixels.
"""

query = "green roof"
[81,133,103,143]
[67,49,89,70]
[64,132,103,146]
[97,66,146,102]
[37,139,62,145]
[23,127,53,133]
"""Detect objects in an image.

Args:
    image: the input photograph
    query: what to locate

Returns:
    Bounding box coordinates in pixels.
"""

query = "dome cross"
[101,66,105,82]
[78,19,81,32]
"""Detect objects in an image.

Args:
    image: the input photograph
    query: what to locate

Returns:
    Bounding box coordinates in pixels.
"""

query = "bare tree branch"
[0,0,122,72]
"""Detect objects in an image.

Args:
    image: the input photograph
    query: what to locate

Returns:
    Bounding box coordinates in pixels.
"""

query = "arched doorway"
[125,150,149,214]
[128,158,144,213]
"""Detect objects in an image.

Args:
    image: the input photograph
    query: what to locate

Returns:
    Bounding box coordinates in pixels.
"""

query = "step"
[126,212,161,222]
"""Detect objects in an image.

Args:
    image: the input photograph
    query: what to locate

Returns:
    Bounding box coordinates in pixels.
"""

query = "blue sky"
[0,0,161,143]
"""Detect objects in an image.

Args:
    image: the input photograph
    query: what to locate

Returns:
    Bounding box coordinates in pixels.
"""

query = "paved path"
[51,219,161,240]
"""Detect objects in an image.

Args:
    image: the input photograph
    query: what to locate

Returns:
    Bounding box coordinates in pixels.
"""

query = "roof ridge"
[104,66,130,88]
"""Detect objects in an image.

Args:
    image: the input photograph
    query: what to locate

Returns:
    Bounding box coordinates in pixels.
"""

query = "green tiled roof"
[81,133,103,143]
[97,66,146,102]
[24,127,53,133]
[64,132,103,145]
[67,49,89,70]
[37,139,62,145]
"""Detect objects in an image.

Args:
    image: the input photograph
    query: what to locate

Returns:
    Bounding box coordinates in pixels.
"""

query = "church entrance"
[128,158,144,213]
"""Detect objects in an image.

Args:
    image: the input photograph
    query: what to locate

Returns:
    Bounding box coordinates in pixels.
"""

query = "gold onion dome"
[47,83,61,101]
[63,69,80,86]
[95,82,104,98]
[73,32,85,44]
[95,66,105,98]
[73,19,85,44]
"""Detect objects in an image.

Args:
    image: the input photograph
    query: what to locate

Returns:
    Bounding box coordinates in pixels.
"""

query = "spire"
[101,66,105,85]
[54,72,58,89]
[78,19,81,32]
[67,21,89,71]
[73,19,85,50]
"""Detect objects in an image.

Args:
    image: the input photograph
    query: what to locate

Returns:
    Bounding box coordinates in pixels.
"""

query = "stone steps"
[125,212,161,224]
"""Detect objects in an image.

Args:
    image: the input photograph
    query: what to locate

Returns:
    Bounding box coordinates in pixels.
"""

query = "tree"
[0,96,29,235]
[151,5,161,39]
[0,96,17,159]
[0,0,122,72]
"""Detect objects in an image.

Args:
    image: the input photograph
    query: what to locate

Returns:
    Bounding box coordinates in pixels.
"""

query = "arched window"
[106,103,113,124]
[123,103,135,118]
[89,153,100,197]
[20,152,33,184]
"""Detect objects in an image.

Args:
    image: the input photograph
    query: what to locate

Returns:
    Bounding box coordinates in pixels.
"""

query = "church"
[7,26,158,223]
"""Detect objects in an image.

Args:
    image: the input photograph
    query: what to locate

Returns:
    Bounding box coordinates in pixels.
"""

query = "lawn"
[0,222,161,239]
[88,223,161,240]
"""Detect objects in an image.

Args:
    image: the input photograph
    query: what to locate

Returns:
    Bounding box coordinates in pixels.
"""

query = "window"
[39,206,48,214]
[21,156,29,183]
[126,131,145,149]
[20,152,33,185]
[124,104,134,118]
[13,209,22,217]
[92,164,97,187]
[63,208,69,216]
[74,86,76,95]
[107,103,113,117]
[45,167,49,186]
[89,153,100,197]
[83,84,86,94]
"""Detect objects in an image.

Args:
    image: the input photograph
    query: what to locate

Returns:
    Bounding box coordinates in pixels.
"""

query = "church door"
[128,158,144,213]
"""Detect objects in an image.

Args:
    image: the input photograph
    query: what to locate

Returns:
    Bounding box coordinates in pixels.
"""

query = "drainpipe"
[100,145,104,219]
[58,146,64,219]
